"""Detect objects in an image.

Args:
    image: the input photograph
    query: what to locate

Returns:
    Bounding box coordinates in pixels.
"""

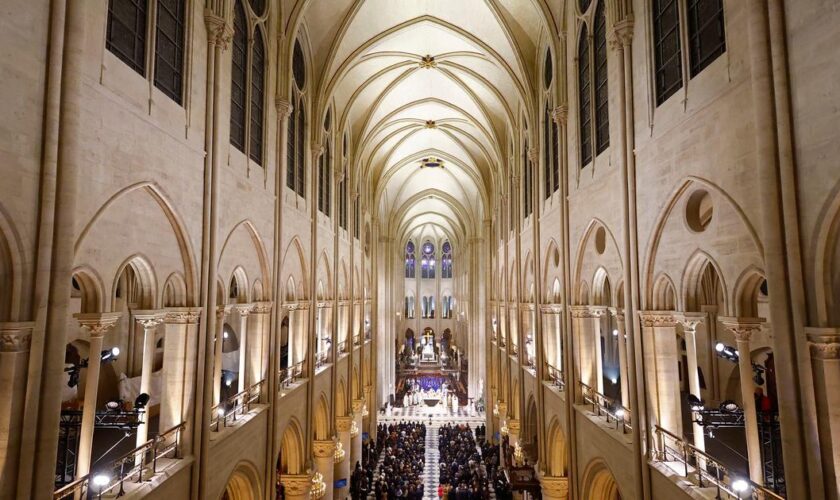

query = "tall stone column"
[350,400,365,468]
[251,302,272,389]
[335,417,352,498]
[721,318,764,485]
[611,309,630,409]
[234,304,253,391]
[133,310,166,449]
[313,440,336,500]
[161,308,201,455]
[213,306,227,404]
[678,313,706,455]
[807,328,840,498]
[74,313,121,479]
[280,473,313,500]
[639,312,681,436]
[539,475,569,500]
[570,306,601,398]
[507,418,521,447]
[0,322,34,499]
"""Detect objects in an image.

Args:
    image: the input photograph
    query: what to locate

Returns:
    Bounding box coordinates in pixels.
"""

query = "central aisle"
[423,423,440,500]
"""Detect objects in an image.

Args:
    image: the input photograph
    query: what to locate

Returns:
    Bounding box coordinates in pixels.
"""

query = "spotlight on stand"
[687,393,705,412]
[731,477,750,497]
[100,346,120,362]
[715,342,740,363]
[105,399,122,411]
[719,400,741,413]
[134,393,151,410]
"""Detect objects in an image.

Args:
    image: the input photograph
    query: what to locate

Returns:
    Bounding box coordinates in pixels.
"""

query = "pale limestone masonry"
[0,1,838,499]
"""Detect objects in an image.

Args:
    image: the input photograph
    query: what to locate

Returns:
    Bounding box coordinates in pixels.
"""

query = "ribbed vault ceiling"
[292,0,562,245]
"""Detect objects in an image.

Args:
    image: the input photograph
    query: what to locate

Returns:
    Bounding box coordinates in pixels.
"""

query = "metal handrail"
[546,363,565,390]
[211,379,264,430]
[278,361,305,389]
[579,381,632,433]
[54,422,186,499]
[653,425,784,499]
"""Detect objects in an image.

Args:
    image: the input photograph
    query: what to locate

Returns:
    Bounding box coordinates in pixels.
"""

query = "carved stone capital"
[0,322,35,353]
[608,307,625,323]
[539,475,570,499]
[216,306,227,320]
[608,18,635,51]
[806,327,840,360]
[551,105,569,125]
[496,400,508,417]
[233,303,255,316]
[720,317,764,343]
[311,146,325,164]
[336,416,353,433]
[280,474,312,496]
[204,11,234,49]
[570,305,605,319]
[276,98,293,119]
[351,399,366,415]
[676,312,705,333]
[312,439,336,458]
[507,418,521,434]
[75,312,122,338]
[164,307,202,325]
[134,310,166,330]
[251,301,273,314]
[638,311,678,328]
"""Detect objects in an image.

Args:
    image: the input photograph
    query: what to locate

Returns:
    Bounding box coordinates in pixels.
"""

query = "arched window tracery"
[287,39,307,197]
[421,241,436,279]
[405,241,416,278]
[228,2,266,165]
[441,241,452,279]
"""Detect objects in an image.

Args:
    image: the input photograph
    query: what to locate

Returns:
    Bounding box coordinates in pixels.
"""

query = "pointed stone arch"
[642,177,763,311]
[278,418,306,475]
[75,181,198,306]
[581,459,621,500]
[546,417,568,476]
[314,392,330,440]
[282,237,309,300]
[0,201,26,322]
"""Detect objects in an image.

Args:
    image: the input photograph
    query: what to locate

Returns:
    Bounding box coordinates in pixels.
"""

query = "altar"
[419,329,438,363]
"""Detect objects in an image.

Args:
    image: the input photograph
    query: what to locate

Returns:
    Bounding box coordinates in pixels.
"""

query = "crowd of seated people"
[365,421,426,499]
[437,424,492,499]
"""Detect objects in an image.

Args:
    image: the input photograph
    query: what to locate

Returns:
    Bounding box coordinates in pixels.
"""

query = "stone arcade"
[0,0,839,499]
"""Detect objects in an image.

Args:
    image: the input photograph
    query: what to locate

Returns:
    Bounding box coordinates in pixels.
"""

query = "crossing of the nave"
[1,0,840,499]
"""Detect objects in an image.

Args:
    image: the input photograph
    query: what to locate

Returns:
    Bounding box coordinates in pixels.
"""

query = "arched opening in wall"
[546,419,567,476]
[651,275,676,311]
[162,272,187,307]
[223,462,261,500]
[252,279,264,302]
[0,225,13,322]
[582,460,621,500]
[523,396,538,462]
[593,269,620,401]
[683,257,725,403]
[685,189,714,233]
[336,379,347,417]
[280,315,290,369]
[220,323,241,401]
[276,420,304,495]
[112,257,161,444]
[400,329,416,368]
[229,267,249,304]
[314,394,330,440]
